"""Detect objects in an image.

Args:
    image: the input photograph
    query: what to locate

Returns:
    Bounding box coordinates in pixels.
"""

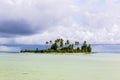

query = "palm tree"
[51,43,58,50]
[49,40,53,45]
[54,38,64,48]
[66,40,70,45]
[60,38,64,47]
[81,41,87,52]
[45,41,49,50]
[55,39,59,43]
[65,42,67,47]
[75,41,79,49]
[87,44,92,52]
[46,41,49,45]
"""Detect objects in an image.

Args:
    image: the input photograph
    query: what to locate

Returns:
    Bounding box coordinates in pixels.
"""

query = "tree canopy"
[21,38,92,53]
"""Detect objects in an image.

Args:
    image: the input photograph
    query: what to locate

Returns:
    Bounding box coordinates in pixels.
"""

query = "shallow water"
[0,53,120,80]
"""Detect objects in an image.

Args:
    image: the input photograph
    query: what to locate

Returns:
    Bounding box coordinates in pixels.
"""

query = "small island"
[21,38,92,53]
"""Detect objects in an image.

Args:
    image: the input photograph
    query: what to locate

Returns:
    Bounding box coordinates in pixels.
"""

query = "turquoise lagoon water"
[0,53,120,80]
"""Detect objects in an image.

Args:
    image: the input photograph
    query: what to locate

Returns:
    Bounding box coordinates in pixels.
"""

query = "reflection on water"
[0,53,120,80]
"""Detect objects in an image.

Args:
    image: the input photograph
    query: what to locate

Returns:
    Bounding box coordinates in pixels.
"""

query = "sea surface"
[0,53,120,80]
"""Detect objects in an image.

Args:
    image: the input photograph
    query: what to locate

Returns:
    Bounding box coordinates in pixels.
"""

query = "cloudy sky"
[0,0,120,46]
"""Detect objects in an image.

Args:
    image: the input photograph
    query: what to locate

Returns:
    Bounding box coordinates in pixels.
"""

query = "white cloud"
[0,0,120,44]
[0,38,13,44]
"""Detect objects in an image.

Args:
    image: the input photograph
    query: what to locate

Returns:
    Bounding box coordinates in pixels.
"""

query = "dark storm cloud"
[0,20,36,37]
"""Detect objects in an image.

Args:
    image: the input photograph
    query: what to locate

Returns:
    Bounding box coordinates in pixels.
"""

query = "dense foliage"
[21,38,92,53]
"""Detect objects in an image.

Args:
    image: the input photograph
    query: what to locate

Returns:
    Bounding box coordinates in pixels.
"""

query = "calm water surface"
[0,53,120,80]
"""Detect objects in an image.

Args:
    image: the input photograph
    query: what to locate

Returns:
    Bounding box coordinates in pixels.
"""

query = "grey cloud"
[0,0,120,44]
[0,20,36,37]
[0,0,75,38]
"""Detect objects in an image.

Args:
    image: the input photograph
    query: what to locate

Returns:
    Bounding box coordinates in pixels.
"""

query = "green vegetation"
[21,38,92,53]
